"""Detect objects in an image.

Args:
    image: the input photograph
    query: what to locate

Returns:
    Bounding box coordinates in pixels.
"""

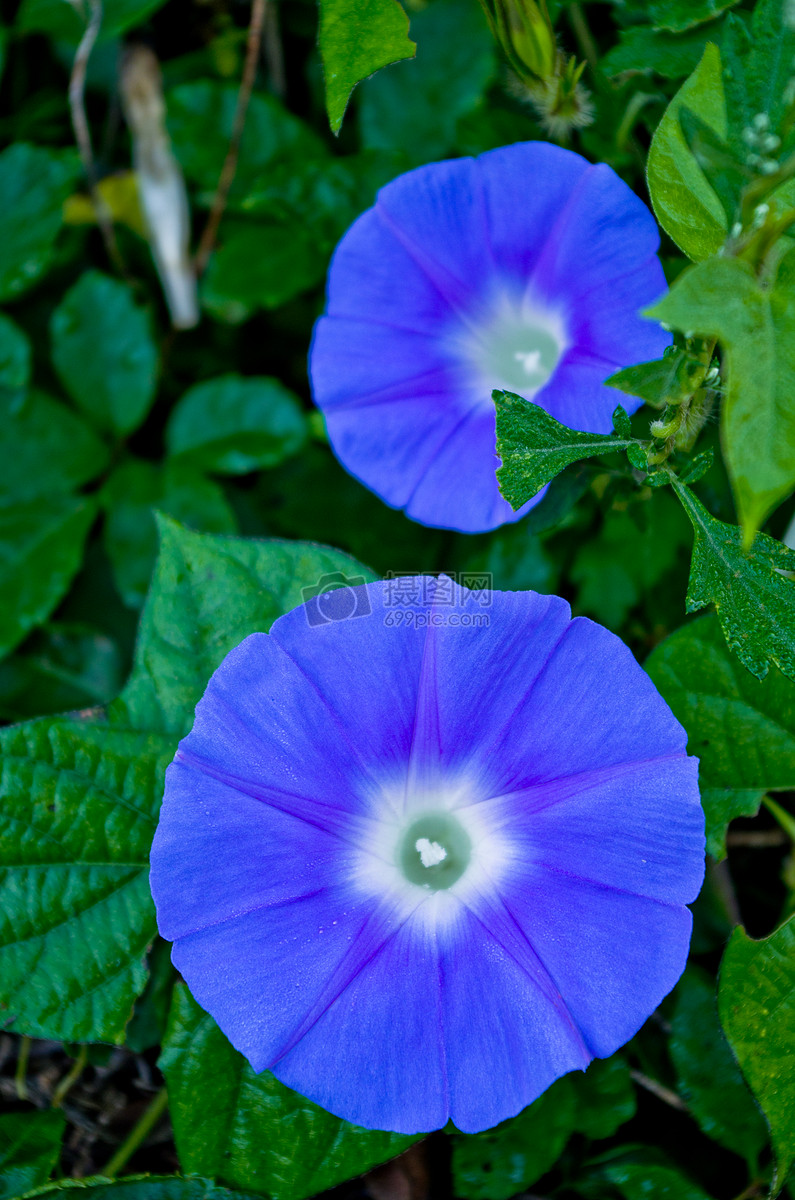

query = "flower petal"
[406,584,573,792]
[310,316,460,411]
[324,207,457,334]
[374,157,493,306]
[496,870,695,1057]
[404,405,535,532]
[474,754,704,906]
[171,883,418,1076]
[161,631,379,808]
[536,351,643,430]
[151,765,367,943]
[530,161,661,302]
[324,394,468,510]
[270,911,448,1134]
[437,903,591,1133]
[476,141,591,289]
[566,258,671,369]
[268,583,426,790]
[483,615,691,790]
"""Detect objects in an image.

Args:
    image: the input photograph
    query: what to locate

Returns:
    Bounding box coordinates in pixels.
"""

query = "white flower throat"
[464,294,566,403]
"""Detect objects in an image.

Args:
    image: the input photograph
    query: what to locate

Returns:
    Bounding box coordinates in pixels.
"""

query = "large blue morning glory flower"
[309,142,670,533]
[150,579,704,1135]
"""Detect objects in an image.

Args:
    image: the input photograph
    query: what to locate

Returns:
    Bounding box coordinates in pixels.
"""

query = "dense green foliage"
[1,0,794,1198]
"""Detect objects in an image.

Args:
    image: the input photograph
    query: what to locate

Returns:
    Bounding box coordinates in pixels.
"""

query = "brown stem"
[727,829,788,848]
[709,856,742,928]
[629,1068,688,1112]
[264,0,286,101]
[194,0,268,276]
[67,0,127,276]
[730,1180,767,1200]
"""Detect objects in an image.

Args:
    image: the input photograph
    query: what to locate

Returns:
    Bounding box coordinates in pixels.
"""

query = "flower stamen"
[416,837,447,867]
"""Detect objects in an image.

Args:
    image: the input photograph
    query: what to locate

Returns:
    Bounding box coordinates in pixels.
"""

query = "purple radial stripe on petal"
[271,911,448,1135]
[567,258,671,368]
[530,162,662,304]
[498,870,695,1057]
[437,903,591,1133]
[476,142,591,289]
[404,405,536,533]
[325,207,456,334]
[324,396,471,510]
[171,883,416,1076]
[479,615,691,793]
[473,755,704,905]
[310,316,461,411]
[374,157,493,305]
[406,584,572,793]
[270,581,433,791]
[164,632,381,808]
[150,765,368,943]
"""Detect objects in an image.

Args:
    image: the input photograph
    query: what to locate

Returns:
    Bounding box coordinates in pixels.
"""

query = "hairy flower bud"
[479,0,593,139]
[479,0,558,81]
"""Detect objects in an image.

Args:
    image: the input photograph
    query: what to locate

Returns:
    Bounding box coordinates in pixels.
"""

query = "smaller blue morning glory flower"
[309,142,670,533]
[150,579,704,1136]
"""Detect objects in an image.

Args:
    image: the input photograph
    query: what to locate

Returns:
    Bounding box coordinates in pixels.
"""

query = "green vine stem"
[103,1086,169,1179]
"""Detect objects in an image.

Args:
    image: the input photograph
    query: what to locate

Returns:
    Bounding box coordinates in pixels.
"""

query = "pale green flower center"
[398,811,472,890]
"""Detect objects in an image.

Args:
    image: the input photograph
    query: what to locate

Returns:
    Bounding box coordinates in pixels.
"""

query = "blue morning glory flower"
[150,579,704,1135]
[309,142,670,532]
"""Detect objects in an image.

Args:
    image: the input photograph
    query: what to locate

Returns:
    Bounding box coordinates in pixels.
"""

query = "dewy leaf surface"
[0,1110,65,1200]
[649,256,795,542]
[666,481,795,679]
[605,1162,714,1200]
[319,0,416,134]
[646,615,795,791]
[494,391,632,510]
[721,0,795,149]
[115,515,377,736]
[159,987,416,1200]
[719,915,795,1190]
[0,313,31,394]
[0,717,174,1042]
